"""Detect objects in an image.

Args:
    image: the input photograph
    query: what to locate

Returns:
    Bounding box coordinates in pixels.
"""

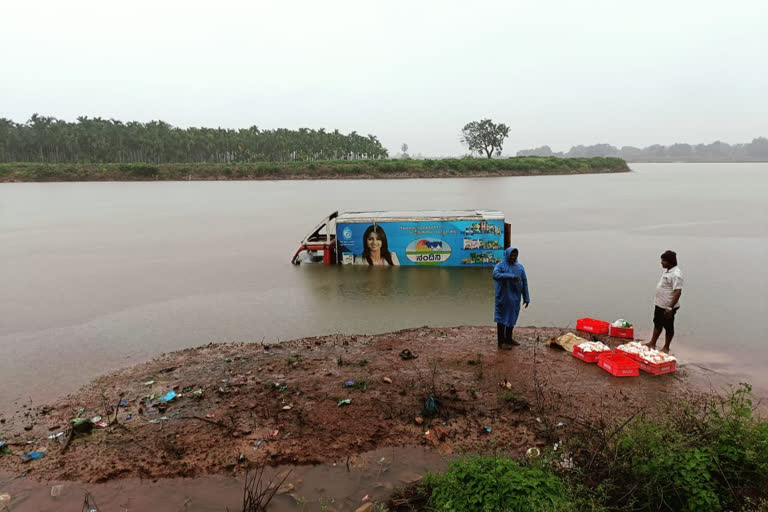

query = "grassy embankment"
[389,384,768,512]
[0,157,629,182]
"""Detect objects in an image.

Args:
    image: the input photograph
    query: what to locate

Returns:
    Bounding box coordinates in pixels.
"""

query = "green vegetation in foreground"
[388,384,768,512]
[0,157,629,182]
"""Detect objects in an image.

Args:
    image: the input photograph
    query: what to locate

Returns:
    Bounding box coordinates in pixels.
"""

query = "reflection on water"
[0,163,767,409]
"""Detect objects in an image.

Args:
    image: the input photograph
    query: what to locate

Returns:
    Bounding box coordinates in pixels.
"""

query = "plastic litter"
[21,451,45,461]
[91,416,102,423]
[337,398,352,407]
[422,394,439,417]
[159,390,176,402]
[0,493,10,503]
[253,440,264,450]
[71,417,93,433]
[95,421,109,428]
[344,380,355,387]
[361,494,370,502]
[526,447,541,458]
[47,432,65,440]
[192,389,204,397]
[282,405,293,410]
[143,380,155,386]
[383,377,393,384]
[125,414,132,421]
[483,426,492,433]
[119,400,128,407]
[205,413,216,419]
[75,407,85,416]
[612,319,632,328]
[50,484,64,497]
[555,422,566,428]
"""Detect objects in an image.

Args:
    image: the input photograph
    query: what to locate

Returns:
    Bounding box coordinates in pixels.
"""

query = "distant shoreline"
[0,157,630,182]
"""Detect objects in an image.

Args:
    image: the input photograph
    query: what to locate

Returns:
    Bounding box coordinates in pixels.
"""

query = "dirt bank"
[0,326,705,483]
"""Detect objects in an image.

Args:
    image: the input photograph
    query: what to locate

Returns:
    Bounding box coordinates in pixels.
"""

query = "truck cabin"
[291,211,338,265]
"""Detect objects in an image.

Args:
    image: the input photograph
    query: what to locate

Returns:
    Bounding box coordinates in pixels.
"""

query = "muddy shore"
[0,326,722,484]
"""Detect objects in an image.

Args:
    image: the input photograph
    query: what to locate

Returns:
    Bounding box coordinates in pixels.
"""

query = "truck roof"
[336,210,504,222]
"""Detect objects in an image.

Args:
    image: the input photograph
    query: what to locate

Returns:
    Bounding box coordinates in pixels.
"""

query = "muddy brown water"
[0,446,444,511]
[1,163,766,413]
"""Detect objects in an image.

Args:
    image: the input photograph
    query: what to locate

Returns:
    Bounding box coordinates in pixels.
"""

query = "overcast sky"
[1,0,766,156]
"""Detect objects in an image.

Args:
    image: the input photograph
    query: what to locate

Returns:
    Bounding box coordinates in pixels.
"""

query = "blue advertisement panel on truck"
[292,210,510,267]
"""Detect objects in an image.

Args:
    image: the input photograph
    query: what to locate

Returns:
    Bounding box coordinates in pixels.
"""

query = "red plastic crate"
[638,359,677,375]
[597,352,639,377]
[572,344,611,363]
[576,318,610,335]
[609,326,634,339]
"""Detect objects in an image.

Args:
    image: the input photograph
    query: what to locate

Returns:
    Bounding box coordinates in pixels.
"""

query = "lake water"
[1,163,766,410]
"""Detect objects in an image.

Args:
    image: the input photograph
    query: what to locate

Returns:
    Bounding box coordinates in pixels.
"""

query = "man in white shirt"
[646,250,683,353]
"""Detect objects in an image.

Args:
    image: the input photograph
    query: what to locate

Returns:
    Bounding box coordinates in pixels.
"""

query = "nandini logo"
[405,238,452,265]
[342,226,352,240]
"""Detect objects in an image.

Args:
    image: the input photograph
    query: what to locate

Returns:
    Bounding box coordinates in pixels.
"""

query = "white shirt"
[654,266,683,309]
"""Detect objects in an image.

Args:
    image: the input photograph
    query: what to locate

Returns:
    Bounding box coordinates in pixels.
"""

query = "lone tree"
[461,119,510,158]
[401,143,409,158]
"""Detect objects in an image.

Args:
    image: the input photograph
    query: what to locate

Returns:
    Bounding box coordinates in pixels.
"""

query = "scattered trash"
[277,483,294,494]
[399,349,418,360]
[50,484,64,497]
[270,429,280,438]
[125,414,132,421]
[278,385,287,392]
[337,399,352,407]
[205,413,216,419]
[435,426,448,441]
[526,447,541,458]
[253,440,264,450]
[75,408,85,416]
[47,432,65,440]
[483,426,492,433]
[192,389,204,398]
[91,416,102,423]
[282,405,293,410]
[71,418,93,433]
[383,377,393,384]
[613,319,632,328]
[361,493,370,502]
[344,380,355,387]
[144,407,159,416]
[414,416,424,425]
[21,451,45,462]
[119,400,128,407]
[536,417,542,423]
[143,380,155,386]
[95,421,109,428]
[555,422,566,428]
[0,493,10,504]
[159,390,176,402]
[422,394,439,417]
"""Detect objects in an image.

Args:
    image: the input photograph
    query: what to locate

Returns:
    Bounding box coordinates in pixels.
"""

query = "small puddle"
[0,446,447,511]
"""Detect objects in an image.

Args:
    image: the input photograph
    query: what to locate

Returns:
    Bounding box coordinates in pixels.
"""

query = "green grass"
[0,157,630,182]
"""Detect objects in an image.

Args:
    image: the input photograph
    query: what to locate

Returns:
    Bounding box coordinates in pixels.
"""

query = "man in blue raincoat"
[493,247,530,348]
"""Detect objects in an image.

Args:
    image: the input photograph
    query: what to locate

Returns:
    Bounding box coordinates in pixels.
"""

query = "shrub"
[423,456,570,511]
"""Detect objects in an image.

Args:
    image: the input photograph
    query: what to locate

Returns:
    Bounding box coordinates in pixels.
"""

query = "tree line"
[517,137,768,162]
[0,115,388,163]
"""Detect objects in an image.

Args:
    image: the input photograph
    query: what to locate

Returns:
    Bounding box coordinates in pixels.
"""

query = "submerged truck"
[292,210,511,267]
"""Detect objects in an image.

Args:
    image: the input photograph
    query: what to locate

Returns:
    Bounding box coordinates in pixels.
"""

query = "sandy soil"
[0,326,702,483]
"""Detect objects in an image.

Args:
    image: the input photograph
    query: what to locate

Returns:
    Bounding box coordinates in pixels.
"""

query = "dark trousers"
[497,323,514,346]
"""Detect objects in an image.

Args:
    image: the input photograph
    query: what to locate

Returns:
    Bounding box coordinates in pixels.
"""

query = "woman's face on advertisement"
[366,232,382,252]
